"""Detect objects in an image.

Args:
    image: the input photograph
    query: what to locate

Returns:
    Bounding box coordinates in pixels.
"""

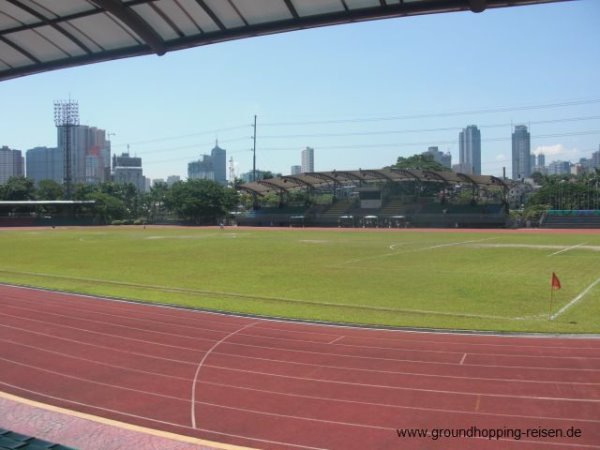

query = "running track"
[0,284,598,450]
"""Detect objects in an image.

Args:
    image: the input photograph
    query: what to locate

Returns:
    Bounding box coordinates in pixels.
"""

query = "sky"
[1,0,599,182]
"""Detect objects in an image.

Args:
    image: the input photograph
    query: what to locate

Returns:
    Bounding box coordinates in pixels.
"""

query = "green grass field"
[1,226,599,333]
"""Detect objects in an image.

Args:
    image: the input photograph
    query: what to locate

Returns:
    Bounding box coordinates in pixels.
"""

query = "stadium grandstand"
[237,168,510,228]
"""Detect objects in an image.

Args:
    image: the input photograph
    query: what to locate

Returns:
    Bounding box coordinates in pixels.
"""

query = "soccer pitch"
[1,226,599,333]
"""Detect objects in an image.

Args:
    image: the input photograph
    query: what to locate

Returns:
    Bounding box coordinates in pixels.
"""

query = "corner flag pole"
[549,283,554,321]
[549,272,561,320]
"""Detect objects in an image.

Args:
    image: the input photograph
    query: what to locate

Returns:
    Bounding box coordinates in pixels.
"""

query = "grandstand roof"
[0,0,568,82]
[239,168,509,195]
[0,200,95,205]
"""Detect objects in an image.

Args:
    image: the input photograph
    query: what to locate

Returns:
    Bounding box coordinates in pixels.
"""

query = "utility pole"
[252,115,257,182]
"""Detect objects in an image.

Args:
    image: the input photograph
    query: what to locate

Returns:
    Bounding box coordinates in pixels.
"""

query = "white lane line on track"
[191,322,257,429]
[4,301,600,361]
[548,243,587,256]
[460,353,467,365]
[5,293,600,354]
[2,319,600,376]
[551,276,600,321]
[3,387,596,450]
[2,353,598,406]
[0,382,325,450]
[4,336,599,390]
[201,363,600,403]
[189,379,600,424]
[248,324,600,350]
[2,355,600,450]
[5,282,600,341]
[328,336,344,345]
[5,309,600,368]
[1,339,598,424]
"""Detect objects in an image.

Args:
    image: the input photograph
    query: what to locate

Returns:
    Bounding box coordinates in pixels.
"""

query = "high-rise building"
[301,147,314,173]
[57,124,111,185]
[112,152,145,191]
[0,145,24,184]
[291,165,301,175]
[188,155,214,181]
[458,126,481,175]
[547,160,570,175]
[187,141,227,185]
[512,125,531,180]
[537,153,546,169]
[423,146,451,169]
[25,147,63,184]
[592,148,600,168]
[211,142,226,185]
[166,175,180,186]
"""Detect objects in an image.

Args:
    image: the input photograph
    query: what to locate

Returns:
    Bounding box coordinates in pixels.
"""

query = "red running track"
[0,284,598,450]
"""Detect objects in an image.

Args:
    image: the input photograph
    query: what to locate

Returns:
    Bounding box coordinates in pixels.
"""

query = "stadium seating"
[0,428,74,450]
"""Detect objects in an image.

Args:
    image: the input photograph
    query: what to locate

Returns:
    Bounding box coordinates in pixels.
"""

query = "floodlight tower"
[54,100,79,198]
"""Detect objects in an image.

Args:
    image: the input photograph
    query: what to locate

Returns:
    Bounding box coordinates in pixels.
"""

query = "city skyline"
[4,112,600,186]
[0,1,598,181]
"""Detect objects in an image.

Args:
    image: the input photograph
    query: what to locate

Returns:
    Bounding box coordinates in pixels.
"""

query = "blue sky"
[1,0,599,181]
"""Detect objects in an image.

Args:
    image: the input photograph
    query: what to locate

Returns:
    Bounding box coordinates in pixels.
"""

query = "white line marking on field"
[328,336,344,345]
[389,243,404,250]
[548,243,587,257]
[551,277,600,320]
[340,237,497,266]
[423,237,496,250]
[460,353,467,365]
[191,322,257,429]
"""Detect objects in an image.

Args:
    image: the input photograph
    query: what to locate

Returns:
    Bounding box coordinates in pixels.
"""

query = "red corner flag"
[551,272,561,290]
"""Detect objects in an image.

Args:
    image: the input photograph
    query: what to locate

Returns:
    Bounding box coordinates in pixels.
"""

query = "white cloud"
[495,153,507,161]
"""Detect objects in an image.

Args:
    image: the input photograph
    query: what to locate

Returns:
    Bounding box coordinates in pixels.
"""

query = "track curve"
[0,284,598,449]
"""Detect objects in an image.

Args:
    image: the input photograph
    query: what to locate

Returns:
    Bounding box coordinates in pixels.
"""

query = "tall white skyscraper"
[458,125,481,175]
[301,147,314,173]
[512,125,531,180]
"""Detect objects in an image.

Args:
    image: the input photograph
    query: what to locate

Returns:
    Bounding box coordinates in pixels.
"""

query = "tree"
[146,181,170,222]
[86,191,127,224]
[393,154,449,172]
[36,179,64,200]
[165,179,234,224]
[0,176,36,200]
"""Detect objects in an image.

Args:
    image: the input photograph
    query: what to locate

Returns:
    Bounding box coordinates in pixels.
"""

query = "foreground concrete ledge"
[0,391,248,450]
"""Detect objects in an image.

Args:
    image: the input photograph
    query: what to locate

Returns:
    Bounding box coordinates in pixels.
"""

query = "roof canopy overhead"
[239,168,510,196]
[0,0,569,82]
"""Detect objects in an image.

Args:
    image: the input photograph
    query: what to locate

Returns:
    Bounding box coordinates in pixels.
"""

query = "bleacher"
[237,194,508,228]
[0,428,74,450]
[314,198,356,226]
[236,206,310,226]
[541,210,600,229]
[379,197,406,216]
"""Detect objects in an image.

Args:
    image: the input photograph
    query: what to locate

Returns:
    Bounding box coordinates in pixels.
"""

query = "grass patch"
[1,226,599,333]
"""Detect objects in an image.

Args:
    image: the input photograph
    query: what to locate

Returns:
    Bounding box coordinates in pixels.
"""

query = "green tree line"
[0,177,239,225]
